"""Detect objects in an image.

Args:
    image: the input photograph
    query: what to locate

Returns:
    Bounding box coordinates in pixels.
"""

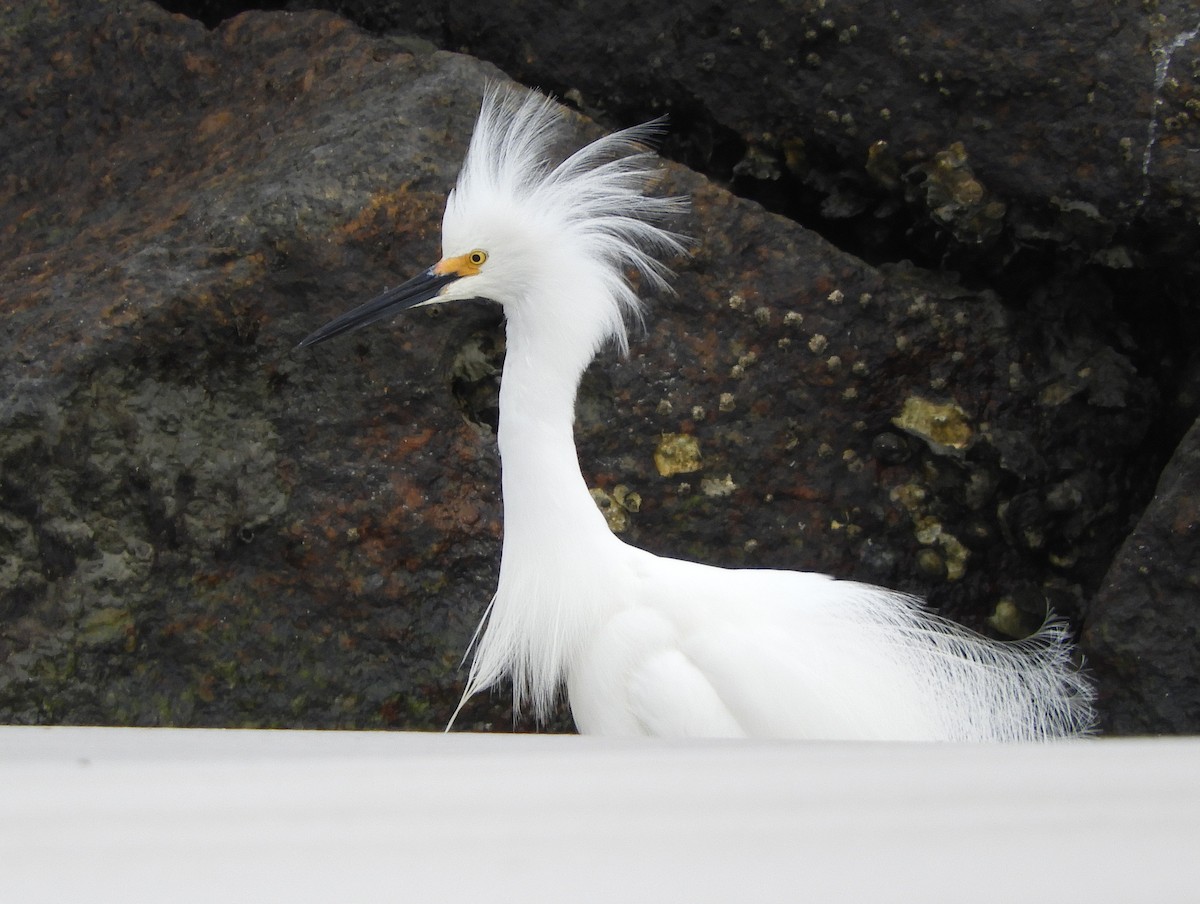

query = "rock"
[2,0,512,729]
[271,0,1200,258]
[0,0,1167,732]
[1084,418,1200,733]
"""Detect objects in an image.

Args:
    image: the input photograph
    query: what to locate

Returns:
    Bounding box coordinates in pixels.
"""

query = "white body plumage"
[304,86,1095,740]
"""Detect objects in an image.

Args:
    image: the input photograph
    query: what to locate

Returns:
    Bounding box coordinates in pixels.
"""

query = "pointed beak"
[297,267,459,348]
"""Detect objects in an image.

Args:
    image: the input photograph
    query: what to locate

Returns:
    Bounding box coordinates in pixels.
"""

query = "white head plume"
[440,85,688,355]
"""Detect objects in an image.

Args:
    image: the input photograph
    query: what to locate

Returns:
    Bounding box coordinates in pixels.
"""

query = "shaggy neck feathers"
[448,86,685,721]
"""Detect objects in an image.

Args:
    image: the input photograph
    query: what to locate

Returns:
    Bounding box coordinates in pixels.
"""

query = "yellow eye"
[435,250,489,278]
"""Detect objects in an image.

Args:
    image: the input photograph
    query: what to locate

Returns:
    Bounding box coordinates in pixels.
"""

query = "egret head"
[299,85,686,353]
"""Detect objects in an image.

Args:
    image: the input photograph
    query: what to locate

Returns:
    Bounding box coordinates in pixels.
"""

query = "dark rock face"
[0,0,1195,732]
[2,3,507,728]
[282,0,1200,257]
[1085,420,1200,733]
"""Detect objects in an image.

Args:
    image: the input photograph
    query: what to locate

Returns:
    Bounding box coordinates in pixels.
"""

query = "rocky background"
[1,0,1197,734]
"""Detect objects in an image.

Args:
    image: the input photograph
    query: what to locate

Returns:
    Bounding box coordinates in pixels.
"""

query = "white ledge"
[1,726,1196,902]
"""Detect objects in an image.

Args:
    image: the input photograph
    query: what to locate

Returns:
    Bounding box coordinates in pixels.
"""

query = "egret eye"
[469,250,487,266]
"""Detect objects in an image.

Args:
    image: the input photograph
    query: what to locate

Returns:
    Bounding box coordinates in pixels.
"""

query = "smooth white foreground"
[0,727,1196,903]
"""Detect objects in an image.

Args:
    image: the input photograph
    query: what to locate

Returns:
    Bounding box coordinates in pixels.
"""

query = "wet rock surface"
[1084,420,1200,734]
[0,0,1195,732]
[259,0,1200,266]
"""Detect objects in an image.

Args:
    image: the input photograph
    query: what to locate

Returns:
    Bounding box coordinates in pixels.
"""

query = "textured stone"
[269,0,1200,255]
[1084,418,1200,733]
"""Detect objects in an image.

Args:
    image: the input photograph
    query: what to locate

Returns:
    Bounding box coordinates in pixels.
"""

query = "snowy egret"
[301,86,1096,740]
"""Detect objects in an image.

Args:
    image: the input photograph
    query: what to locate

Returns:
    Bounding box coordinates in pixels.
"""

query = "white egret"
[301,85,1096,740]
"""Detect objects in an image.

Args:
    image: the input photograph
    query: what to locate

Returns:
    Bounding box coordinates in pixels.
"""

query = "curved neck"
[458,284,627,722]
[496,303,612,552]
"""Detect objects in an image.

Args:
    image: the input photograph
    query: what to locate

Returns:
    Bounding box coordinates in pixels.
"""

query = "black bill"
[297,268,458,348]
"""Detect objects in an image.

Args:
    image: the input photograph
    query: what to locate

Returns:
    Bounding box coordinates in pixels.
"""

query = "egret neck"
[470,275,627,718]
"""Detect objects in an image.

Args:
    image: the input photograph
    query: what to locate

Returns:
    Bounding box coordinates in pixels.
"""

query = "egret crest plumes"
[441,86,688,356]
[301,85,1096,741]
